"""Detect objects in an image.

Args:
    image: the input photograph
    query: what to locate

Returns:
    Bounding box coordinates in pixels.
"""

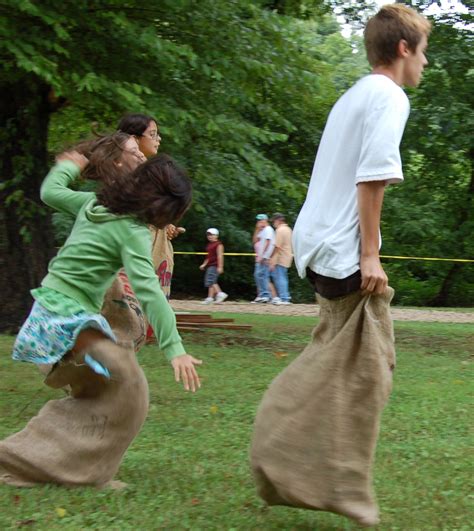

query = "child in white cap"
[199,228,228,304]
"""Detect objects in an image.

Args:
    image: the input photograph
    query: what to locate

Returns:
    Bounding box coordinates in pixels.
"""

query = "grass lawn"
[0,314,472,530]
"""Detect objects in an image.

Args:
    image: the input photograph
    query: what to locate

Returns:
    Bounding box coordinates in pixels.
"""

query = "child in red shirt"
[199,228,228,304]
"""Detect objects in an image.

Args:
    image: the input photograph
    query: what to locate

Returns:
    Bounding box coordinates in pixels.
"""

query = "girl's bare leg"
[44,329,109,390]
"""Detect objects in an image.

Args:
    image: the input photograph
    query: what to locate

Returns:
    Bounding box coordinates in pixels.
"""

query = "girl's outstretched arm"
[121,228,202,391]
[40,152,93,216]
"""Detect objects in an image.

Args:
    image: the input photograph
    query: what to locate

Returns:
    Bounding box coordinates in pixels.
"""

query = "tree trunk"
[0,75,55,333]
[430,263,463,307]
[430,146,473,306]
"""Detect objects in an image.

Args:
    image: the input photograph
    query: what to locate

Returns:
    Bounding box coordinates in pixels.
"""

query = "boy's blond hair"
[364,4,431,67]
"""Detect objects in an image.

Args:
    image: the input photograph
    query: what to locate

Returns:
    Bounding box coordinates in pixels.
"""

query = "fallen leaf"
[209,405,218,414]
[55,507,67,518]
[191,498,200,505]
[13,495,21,505]
[273,351,288,359]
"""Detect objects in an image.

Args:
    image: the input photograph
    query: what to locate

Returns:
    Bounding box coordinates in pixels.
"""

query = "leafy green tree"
[0,0,365,329]
[382,6,473,305]
[0,0,161,330]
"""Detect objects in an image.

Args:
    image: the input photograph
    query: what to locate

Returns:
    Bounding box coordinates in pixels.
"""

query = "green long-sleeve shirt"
[38,160,185,360]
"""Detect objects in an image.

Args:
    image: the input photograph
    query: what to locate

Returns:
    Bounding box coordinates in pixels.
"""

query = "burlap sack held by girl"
[0,340,148,488]
[250,288,395,526]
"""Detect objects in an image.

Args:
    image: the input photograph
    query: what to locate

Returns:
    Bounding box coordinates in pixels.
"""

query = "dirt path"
[170,300,474,324]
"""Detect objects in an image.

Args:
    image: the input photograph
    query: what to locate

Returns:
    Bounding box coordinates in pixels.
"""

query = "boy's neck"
[371,64,403,87]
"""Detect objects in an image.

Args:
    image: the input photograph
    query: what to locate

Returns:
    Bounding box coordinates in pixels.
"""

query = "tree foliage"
[0,0,472,332]
[382,6,473,305]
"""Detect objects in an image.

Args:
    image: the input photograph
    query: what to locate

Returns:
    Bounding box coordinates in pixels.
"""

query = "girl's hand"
[171,354,202,392]
[56,151,89,171]
[166,225,186,240]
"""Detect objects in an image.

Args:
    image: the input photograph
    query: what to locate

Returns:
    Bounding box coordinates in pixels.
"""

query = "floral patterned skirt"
[12,301,116,366]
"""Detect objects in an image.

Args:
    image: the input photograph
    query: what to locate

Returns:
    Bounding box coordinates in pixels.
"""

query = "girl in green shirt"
[12,132,201,392]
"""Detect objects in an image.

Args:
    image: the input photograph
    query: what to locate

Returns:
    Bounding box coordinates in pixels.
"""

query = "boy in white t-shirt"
[293,6,429,296]
[251,5,431,527]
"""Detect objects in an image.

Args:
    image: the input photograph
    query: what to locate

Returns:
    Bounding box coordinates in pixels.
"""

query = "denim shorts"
[204,266,219,287]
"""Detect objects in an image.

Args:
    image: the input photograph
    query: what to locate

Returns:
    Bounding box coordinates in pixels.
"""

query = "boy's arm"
[217,244,224,273]
[357,181,388,295]
[199,258,209,270]
[40,157,94,216]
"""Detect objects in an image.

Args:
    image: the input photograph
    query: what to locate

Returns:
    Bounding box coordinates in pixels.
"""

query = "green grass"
[0,314,473,530]
[393,306,474,313]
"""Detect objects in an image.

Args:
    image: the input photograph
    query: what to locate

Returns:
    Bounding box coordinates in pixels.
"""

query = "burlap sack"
[150,228,174,300]
[101,270,147,351]
[101,228,174,349]
[250,288,395,527]
[0,340,149,488]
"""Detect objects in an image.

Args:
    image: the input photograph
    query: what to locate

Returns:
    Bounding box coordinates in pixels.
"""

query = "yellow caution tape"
[380,255,473,263]
[173,251,473,263]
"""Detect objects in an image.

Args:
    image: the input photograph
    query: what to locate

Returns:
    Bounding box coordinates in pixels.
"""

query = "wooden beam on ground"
[173,310,252,332]
[177,322,252,330]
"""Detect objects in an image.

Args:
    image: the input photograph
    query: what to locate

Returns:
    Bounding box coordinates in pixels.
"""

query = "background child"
[115,113,184,346]
[199,228,227,304]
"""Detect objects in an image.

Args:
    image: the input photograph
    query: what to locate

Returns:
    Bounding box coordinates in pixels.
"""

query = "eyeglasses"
[142,131,160,140]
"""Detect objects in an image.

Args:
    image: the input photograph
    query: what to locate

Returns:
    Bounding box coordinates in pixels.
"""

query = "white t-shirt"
[256,225,275,260]
[293,74,410,279]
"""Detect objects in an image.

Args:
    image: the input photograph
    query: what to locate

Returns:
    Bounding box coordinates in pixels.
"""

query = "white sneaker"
[201,297,214,305]
[275,300,291,305]
[215,292,228,303]
[257,297,270,303]
[251,297,265,303]
[271,297,281,305]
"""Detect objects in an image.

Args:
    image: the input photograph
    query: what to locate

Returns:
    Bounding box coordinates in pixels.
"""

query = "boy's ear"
[397,39,410,58]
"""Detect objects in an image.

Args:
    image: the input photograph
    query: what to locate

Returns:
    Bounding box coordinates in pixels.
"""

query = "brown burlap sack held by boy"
[250,288,395,526]
[0,340,148,488]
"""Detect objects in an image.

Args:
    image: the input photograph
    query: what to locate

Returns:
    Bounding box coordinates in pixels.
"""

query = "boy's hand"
[56,151,89,171]
[171,354,202,392]
[217,267,223,274]
[360,255,388,295]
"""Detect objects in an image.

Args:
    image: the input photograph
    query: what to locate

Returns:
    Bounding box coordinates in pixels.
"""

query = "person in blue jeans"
[269,213,293,305]
[252,214,275,303]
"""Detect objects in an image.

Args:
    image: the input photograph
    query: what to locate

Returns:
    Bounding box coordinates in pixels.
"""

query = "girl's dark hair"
[117,113,157,137]
[75,132,134,182]
[96,154,192,228]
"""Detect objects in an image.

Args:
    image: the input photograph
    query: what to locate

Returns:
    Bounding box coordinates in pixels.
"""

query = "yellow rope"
[173,251,473,263]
